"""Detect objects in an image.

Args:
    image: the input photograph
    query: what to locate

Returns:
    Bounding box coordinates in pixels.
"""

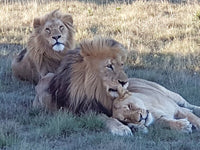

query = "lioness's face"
[42,19,69,52]
[113,101,153,133]
[97,57,128,98]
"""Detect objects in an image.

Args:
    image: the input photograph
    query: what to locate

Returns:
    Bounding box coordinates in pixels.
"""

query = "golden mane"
[80,37,127,61]
[28,9,75,72]
[49,37,127,116]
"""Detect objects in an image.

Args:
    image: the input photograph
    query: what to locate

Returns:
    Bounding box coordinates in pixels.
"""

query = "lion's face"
[80,38,129,100]
[101,58,129,98]
[33,10,74,52]
[85,56,129,99]
[42,19,68,51]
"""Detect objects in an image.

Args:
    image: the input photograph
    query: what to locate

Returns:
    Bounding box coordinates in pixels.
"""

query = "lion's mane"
[49,37,127,116]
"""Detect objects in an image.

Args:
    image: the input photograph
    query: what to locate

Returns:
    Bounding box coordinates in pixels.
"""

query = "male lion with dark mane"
[113,87,200,133]
[34,36,132,135]
[33,36,200,136]
[11,10,75,84]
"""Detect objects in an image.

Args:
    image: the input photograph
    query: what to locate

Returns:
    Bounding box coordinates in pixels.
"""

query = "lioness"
[113,86,200,133]
[11,10,75,84]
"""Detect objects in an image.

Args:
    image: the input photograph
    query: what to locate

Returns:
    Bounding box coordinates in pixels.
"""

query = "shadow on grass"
[0,43,23,58]
[126,50,200,74]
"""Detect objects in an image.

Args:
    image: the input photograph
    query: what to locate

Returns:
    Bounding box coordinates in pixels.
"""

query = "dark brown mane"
[49,49,79,109]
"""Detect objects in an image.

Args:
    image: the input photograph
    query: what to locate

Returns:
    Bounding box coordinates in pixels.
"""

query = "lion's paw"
[175,119,192,133]
[110,124,133,136]
[106,118,133,136]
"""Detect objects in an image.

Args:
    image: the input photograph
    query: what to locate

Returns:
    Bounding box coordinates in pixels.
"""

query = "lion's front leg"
[33,73,57,111]
[156,117,192,133]
[98,114,133,136]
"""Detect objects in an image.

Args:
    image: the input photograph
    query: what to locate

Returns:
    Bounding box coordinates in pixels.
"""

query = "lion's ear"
[80,40,92,58]
[62,14,73,26]
[33,18,41,29]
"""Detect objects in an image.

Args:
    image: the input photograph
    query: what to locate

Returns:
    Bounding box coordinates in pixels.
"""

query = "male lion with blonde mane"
[12,10,75,84]
[113,87,200,134]
[33,36,200,136]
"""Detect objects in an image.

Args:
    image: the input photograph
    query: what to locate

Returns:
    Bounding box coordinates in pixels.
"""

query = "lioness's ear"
[33,18,41,29]
[62,14,73,26]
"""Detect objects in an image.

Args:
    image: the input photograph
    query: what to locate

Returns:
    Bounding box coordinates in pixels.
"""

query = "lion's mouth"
[108,88,118,92]
[52,42,65,52]
[108,88,119,98]
[53,42,64,46]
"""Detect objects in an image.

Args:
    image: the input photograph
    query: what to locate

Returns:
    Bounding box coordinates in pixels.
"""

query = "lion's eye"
[60,25,64,31]
[106,64,113,70]
[45,28,51,34]
[128,104,133,109]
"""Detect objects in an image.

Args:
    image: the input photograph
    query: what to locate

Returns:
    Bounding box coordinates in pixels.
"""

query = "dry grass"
[1,1,200,49]
[1,0,200,71]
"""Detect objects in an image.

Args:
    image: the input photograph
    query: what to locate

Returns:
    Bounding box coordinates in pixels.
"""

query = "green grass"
[0,121,19,148]
[1,0,200,149]
[40,112,104,138]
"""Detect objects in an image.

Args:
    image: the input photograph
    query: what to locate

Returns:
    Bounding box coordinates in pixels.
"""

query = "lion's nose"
[139,110,149,122]
[118,80,128,87]
[145,110,149,122]
[52,35,61,40]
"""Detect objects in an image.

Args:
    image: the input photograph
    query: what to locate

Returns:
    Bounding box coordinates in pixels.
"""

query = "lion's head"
[112,90,154,133]
[49,37,128,116]
[28,9,75,54]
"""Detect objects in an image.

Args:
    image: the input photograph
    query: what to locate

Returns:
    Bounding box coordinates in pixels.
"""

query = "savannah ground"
[1,0,200,149]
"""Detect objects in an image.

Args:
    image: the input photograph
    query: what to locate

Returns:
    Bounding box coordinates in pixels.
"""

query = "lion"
[112,86,200,133]
[11,10,75,84]
[33,36,133,136]
[33,36,200,136]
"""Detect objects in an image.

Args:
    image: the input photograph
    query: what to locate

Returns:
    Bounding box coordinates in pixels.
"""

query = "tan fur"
[113,86,200,133]
[128,78,200,115]
[12,10,75,84]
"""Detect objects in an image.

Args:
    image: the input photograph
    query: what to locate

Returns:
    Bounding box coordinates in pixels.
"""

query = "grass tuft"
[40,112,104,137]
[78,113,105,132]
[0,121,19,149]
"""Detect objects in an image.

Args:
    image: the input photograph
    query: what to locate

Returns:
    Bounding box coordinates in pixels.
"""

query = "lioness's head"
[31,9,74,52]
[113,91,153,133]
[80,37,129,99]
